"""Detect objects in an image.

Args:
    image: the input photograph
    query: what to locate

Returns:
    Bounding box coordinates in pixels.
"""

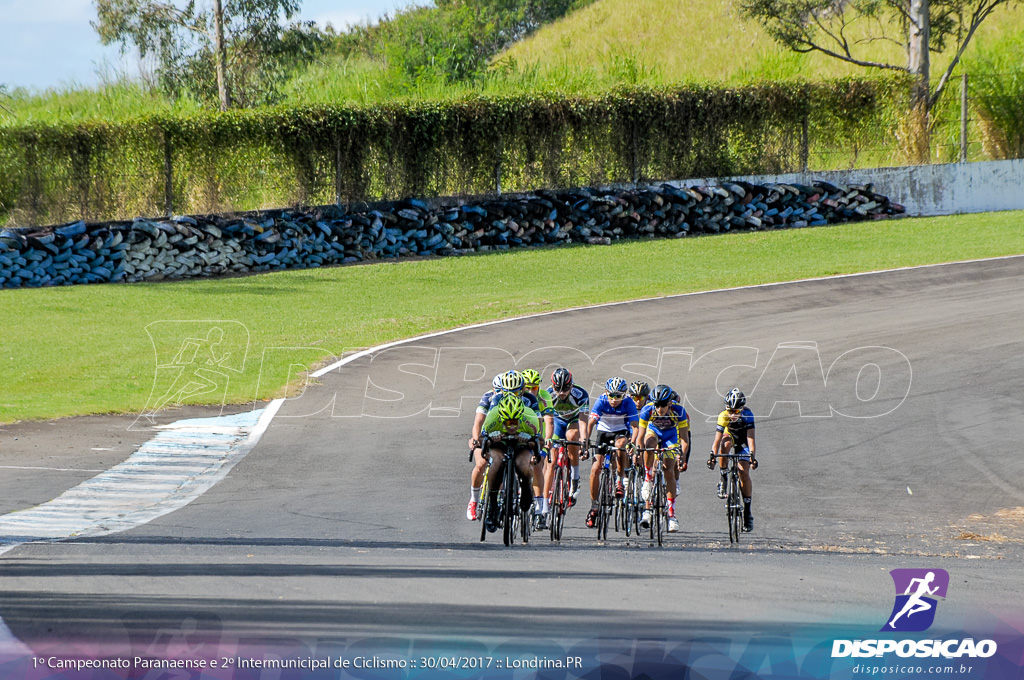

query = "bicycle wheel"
[728,471,742,544]
[622,469,633,538]
[503,468,519,547]
[596,469,610,541]
[652,471,664,546]
[478,465,491,542]
[624,466,638,537]
[550,464,568,541]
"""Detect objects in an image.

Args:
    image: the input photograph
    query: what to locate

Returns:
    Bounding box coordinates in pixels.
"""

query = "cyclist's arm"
[521,408,541,437]
[746,429,756,460]
[710,428,725,457]
[469,410,487,448]
[481,408,503,437]
[635,418,649,445]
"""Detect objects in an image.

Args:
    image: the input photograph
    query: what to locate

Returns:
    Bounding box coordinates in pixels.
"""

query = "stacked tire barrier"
[0,180,903,288]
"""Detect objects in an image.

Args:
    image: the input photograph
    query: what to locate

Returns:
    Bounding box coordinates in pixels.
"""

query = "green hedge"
[0,78,908,228]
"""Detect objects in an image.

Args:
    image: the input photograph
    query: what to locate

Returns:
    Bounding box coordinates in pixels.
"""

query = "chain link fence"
[1,75,1019,229]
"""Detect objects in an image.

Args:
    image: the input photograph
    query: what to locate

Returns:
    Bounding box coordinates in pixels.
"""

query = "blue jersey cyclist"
[541,367,590,510]
[635,384,691,533]
[708,388,758,532]
[583,376,639,528]
[480,394,541,533]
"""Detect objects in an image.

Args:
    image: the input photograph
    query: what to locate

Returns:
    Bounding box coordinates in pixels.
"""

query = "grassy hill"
[5,0,1022,126]
[496,0,1024,87]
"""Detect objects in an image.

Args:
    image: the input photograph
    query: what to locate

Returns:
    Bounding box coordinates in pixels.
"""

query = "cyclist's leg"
[513,446,536,512]
[717,437,733,497]
[737,452,754,530]
[468,446,488,519]
[642,431,659,500]
[484,442,508,527]
[613,433,629,496]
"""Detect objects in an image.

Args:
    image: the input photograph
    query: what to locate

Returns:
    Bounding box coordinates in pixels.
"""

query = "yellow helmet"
[495,393,525,422]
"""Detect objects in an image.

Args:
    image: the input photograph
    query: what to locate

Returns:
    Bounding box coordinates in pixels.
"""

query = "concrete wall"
[693,159,1024,217]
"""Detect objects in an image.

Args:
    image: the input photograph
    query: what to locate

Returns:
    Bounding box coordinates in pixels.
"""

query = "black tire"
[503,469,518,547]
[728,472,742,544]
[550,465,567,541]
[624,467,638,537]
[478,468,490,543]
[596,469,610,541]
[652,472,664,547]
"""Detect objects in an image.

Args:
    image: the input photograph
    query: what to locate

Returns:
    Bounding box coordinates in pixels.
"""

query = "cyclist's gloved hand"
[751,457,758,470]
[516,432,531,442]
[706,452,716,470]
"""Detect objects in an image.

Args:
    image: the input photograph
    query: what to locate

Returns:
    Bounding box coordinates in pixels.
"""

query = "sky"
[0,0,415,92]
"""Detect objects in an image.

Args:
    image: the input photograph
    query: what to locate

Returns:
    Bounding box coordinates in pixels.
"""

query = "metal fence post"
[801,114,810,173]
[960,72,969,163]
[335,134,343,206]
[163,130,174,217]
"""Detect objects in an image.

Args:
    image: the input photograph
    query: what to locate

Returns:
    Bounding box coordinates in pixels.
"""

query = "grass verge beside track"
[2,211,1022,423]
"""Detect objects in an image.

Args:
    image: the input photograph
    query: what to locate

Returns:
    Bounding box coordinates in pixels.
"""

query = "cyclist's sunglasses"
[607,391,626,399]
[654,400,671,408]
[503,418,519,428]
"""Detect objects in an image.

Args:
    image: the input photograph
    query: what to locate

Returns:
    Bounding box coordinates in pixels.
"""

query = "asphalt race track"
[1,256,1023,675]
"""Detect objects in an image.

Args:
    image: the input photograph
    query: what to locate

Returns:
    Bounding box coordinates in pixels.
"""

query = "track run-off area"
[0,255,1022,678]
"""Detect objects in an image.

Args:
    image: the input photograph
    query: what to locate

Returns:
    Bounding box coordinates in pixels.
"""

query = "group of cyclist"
[465,368,758,537]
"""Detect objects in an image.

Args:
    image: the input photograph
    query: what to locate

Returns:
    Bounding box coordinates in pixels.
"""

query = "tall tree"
[93,0,326,110]
[739,0,1019,157]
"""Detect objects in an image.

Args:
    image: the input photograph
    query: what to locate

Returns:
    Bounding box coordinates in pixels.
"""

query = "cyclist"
[480,393,542,533]
[522,368,556,529]
[466,370,535,521]
[635,384,690,532]
[628,381,651,411]
[583,376,639,528]
[542,367,591,508]
[707,387,758,532]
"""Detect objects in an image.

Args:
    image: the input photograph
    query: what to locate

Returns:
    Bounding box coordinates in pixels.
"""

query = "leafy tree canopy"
[739,0,1019,110]
[93,0,333,109]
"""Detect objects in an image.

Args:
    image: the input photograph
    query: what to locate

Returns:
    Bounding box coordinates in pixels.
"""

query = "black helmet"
[551,367,573,391]
[653,384,674,407]
[628,381,650,400]
[724,388,746,410]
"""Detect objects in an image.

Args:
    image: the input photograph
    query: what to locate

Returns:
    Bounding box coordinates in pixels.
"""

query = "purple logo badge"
[882,568,949,632]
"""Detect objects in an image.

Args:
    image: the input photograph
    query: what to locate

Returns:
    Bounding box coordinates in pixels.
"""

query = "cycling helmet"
[628,381,651,400]
[724,388,746,410]
[551,367,573,391]
[605,376,628,397]
[521,368,541,389]
[491,374,504,391]
[498,370,524,393]
[653,384,674,407]
[495,393,525,422]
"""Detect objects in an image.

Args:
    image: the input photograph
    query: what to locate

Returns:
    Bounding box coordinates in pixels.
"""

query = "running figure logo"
[882,568,949,632]
[134,321,249,427]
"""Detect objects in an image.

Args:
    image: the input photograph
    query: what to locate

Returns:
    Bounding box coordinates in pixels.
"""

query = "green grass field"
[2,211,1022,424]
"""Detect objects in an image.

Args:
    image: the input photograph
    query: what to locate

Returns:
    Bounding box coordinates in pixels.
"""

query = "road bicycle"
[637,447,667,546]
[586,441,628,542]
[622,446,646,538]
[479,434,538,546]
[715,452,746,544]
[546,436,582,541]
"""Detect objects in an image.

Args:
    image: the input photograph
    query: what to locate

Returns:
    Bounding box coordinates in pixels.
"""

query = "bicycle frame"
[588,441,627,542]
[717,453,745,544]
[546,437,582,541]
[478,434,538,546]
